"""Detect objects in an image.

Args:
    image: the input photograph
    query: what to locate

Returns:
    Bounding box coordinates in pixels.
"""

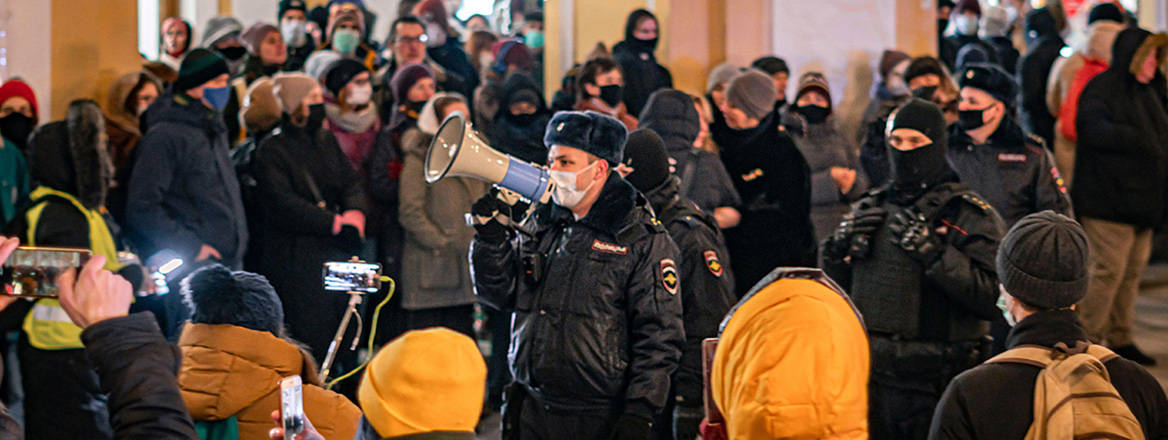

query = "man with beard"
[823,98,1004,440]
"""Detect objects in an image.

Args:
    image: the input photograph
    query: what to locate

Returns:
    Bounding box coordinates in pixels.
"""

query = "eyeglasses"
[395,34,429,45]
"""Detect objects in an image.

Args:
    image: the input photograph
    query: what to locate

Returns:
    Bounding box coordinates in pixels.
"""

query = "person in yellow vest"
[0,100,148,440]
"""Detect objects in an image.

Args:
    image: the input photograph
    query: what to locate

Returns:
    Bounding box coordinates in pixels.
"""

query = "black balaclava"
[888,98,952,196]
[624,9,659,53]
[622,128,670,192]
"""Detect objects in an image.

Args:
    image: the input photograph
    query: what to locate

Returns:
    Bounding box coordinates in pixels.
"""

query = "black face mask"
[218,46,247,61]
[599,84,623,108]
[890,141,949,189]
[506,111,537,127]
[306,103,326,133]
[958,106,990,130]
[912,85,939,101]
[631,37,659,53]
[0,113,34,151]
[795,105,830,125]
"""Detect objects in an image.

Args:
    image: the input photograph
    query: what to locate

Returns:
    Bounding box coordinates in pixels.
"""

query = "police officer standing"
[822,99,1005,440]
[948,63,1072,228]
[618,128,737,440]
[471,111,684,440]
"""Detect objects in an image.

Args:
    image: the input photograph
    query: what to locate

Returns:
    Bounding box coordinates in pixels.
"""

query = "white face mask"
[549,160,600,209]
[955,15,979,36]
[281,19,307,47]
[345,83,373,106]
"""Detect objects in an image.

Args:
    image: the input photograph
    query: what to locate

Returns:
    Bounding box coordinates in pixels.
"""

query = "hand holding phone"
[280,376,305,438]
[3,246,91,298]
[56,254,132,329]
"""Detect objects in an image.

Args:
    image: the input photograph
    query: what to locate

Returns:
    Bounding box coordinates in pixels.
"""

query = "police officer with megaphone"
[467,111,684,440]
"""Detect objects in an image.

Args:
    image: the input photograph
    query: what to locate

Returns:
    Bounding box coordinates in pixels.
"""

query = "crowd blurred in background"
[0,0,1166,439]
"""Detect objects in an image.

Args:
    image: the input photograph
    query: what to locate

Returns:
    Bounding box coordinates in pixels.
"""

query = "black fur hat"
[543,110,628,166]
[181,264,285,336]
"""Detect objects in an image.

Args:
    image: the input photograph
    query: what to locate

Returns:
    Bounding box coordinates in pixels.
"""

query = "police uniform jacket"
[645,176,737,407]
[948,117,1072,227]
[470,174,684,419]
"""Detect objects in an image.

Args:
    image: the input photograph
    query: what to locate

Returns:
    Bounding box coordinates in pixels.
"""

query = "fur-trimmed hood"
[1110,28,1167,79]
[1077,21,1125,62]
[27,99,111,209]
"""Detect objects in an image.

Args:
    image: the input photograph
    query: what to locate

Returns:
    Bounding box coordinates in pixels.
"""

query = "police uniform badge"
[661,259,679,295]
[704,250,723,277]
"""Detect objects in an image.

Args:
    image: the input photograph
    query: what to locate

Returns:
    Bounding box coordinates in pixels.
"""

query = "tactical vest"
[21,187,123,350]
[850,183,985,342]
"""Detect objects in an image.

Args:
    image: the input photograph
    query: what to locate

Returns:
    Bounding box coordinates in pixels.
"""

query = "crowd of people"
[0,0,1166,439]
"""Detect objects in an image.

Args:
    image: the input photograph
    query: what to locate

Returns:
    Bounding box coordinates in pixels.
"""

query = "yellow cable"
[325,277,395,390]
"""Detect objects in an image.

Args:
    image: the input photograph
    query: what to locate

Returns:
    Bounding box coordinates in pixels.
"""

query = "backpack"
[1058,57,1108,142]
[987,342,1145,440]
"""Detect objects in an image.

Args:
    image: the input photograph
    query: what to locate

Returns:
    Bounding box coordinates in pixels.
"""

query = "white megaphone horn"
[425,112,553,203]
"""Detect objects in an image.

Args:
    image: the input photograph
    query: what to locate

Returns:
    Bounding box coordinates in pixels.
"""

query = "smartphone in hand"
[2,246,91,298]
[280,376,305,437]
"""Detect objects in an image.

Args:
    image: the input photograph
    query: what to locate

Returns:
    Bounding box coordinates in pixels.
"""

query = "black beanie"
[622,129,670,191]
[173,48,229,93]
[996,211,1090,309]
[904,56,947,86]
[324,58,369,98]
[1088,3,1124,25]
[751,56,789,76]
[181,264,286,336]
[279,0,307,20]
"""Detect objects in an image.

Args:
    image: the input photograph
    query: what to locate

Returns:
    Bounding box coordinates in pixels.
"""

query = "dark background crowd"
[0,0,1166,439]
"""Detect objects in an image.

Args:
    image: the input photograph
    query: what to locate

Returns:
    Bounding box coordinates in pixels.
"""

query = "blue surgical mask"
[996,293,1017,327]
[202,85,231,111]
[332,29,360,54]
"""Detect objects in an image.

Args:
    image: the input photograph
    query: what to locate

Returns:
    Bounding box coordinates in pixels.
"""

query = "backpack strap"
[986,345,1057,369]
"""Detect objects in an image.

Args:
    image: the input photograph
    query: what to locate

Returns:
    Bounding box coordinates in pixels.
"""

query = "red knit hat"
[0,80,39,119]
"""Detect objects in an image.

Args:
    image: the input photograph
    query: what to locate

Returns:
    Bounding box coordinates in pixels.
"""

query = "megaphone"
[425,112,553,203]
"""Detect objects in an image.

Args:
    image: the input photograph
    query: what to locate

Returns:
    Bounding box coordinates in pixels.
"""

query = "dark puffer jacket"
[929,310,1168,439]
[613,10,673,116]
[639,89,741,213]
[471,175,684,418]
[1072,28,1168,228]
[127,92,248,268]
[1017,8,1064,147]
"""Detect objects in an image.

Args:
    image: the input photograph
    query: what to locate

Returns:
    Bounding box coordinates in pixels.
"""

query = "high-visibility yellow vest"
[22,186,122,350]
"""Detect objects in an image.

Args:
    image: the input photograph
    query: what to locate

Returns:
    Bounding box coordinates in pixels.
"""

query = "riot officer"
[948,63,1072,228]
[619,128,737,440]
[822,98,1004,440]
[470,111,684,440]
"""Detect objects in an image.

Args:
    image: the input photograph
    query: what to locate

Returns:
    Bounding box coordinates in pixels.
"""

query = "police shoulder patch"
[704,250,723,277]
[661,259,679,295]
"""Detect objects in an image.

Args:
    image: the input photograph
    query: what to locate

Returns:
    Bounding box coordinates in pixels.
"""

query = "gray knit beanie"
[996,211,1090,309]
[706,63,743,94]
[726,70,775,120]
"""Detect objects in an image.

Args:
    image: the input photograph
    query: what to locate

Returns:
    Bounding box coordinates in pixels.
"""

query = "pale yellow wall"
[50,0,142,120]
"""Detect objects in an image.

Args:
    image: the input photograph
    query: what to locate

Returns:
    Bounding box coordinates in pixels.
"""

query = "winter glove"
[824,205,887,261]
[887,207,943,264]
[610,413,652,440]
[340,210,366,237]
[471,189,514,244]
[699,418,728,440]
[335,225,364,252]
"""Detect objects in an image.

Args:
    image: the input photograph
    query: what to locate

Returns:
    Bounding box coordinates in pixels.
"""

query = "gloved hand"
[825,205,887,260]
[610,413,652,440]
[887,208,943,264]
[340,210,365,238]
[471,189,513,244]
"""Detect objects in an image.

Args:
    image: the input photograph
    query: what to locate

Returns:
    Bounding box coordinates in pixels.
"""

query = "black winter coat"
[1072,28,1168,228]
[718,112,815,294]
[984,36,1020,75]
[639,89,741,213]
[252,121,367,361]
[1017,8,1064,147]
[488,72,551,165]
[127,93,248,268]
[470,175,684,418]
[82,312,198,439]
[645,177,736,406]
[929,310,1168,440]
[613,40,673,117]
[947,117,1072,227]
